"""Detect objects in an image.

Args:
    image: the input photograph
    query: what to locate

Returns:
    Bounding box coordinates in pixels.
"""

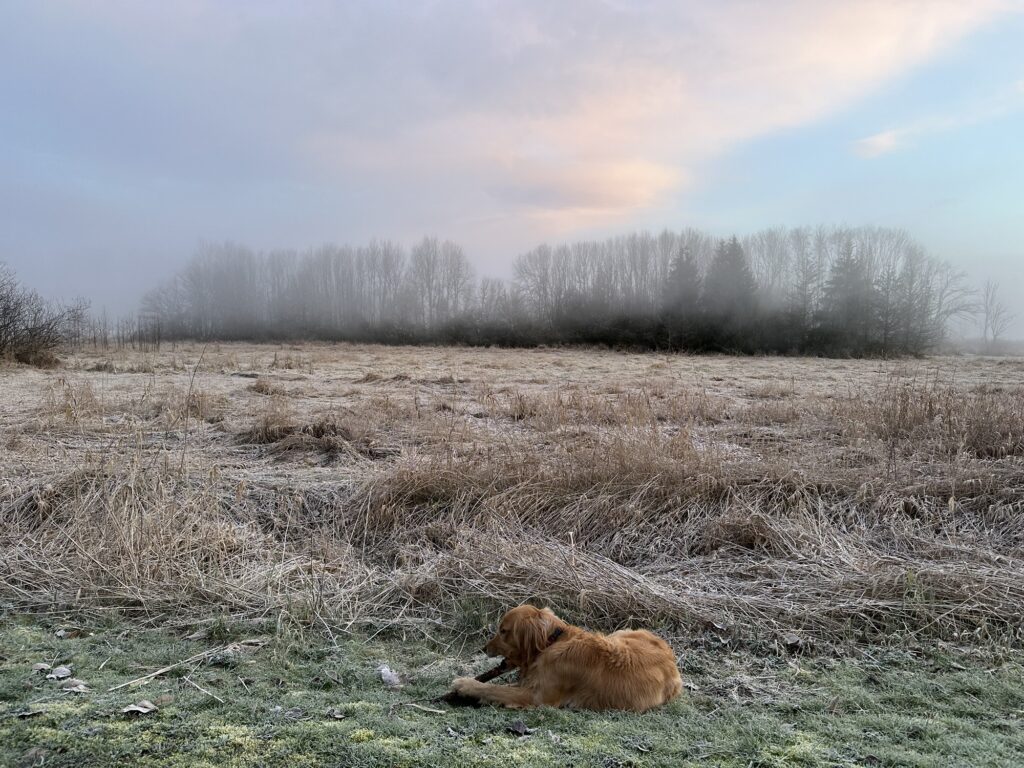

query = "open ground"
[2,344,1024,766]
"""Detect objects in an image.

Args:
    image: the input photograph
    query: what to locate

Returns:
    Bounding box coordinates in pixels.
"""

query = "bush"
[0,264,86,367]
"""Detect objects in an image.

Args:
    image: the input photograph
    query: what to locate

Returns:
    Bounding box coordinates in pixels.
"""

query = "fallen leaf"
[506,720,535,737]
[31,663,51,674]
[377,665,402,689]
[782,632,810,653]
[46,665,73,680]
[55,628,89,639]
[122,700,159,716]
[207,650,240,667]
[20,746,49,767]
[626,737,652,753]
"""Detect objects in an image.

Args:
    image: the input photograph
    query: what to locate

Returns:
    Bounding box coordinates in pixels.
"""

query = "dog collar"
[546,627,565,646]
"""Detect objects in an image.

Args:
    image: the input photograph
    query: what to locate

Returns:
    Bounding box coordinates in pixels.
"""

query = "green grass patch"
[2,614,1023,767]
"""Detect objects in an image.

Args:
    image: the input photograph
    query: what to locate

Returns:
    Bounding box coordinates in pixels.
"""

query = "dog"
[451,605,682,711]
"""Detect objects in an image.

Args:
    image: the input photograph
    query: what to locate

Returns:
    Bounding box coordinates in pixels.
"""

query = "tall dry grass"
[2,356,1023,645]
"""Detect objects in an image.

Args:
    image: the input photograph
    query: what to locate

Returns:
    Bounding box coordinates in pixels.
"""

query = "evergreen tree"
[821,242,879,352]
[702,237,757,319]
[660,247,703,348]
[662,247,701,313]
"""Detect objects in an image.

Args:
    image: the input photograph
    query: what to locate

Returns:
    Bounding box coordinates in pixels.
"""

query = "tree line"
[132,226,995,356]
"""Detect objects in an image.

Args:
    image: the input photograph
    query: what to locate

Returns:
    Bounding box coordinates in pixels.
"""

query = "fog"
[1,1,1022,336]
[110,226,980,357]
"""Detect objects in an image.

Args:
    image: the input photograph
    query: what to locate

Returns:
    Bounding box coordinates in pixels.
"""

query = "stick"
[108,651,211,692]
[107,639,265,692]
[179,343,208,475]
[435,658,512,707]
[393,702,447,715]
[184,675,225,704]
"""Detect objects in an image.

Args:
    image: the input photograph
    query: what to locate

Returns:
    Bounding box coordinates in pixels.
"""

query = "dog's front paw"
[451,676,478,695]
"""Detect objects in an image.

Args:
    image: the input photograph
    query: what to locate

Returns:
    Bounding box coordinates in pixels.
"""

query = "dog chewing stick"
[435,658,511,707]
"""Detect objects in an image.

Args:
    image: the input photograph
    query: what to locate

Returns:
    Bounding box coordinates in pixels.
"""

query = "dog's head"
[485,605,560,669]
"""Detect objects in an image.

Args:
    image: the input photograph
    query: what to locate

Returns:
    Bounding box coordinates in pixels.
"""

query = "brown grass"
[2,344,1024,646]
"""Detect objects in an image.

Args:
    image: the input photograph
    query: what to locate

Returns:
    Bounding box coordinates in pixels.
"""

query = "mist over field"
[1,1,1022,337]
[3,4,1024,767]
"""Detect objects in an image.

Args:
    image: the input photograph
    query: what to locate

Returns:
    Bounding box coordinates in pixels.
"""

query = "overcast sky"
[2,1,1022,331]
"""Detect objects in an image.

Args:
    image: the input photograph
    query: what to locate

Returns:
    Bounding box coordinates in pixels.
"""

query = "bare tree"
[981,280,1016,348]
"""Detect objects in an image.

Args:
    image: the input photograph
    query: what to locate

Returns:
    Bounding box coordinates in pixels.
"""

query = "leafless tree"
[981,280,1016,347]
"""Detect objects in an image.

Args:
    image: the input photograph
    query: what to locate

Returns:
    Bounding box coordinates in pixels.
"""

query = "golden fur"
[451,605,682,711]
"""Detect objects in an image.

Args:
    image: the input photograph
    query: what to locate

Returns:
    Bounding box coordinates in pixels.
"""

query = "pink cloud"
[303,1,1009,242]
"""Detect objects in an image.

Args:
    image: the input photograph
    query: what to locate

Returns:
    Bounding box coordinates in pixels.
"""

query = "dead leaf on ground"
[19,747,49,767]
[506,720,535,737]
[783,632,802,646]
[55,628,90,639]
[782,632,811,654]
[377,665,402,688]
[46,665,73,680]
[122,700,159,716]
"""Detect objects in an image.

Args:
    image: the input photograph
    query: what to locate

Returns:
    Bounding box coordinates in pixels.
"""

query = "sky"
[1,0,1022,332]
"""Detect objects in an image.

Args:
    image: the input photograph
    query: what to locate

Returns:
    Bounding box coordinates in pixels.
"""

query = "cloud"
[298,0,1010,233]
[853,130,906,158]
[852,77,1024,158]
[490,161,680,213]
[1,0,1015,267]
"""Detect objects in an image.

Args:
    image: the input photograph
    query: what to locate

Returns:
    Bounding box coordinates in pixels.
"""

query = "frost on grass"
[2,343,1024,644]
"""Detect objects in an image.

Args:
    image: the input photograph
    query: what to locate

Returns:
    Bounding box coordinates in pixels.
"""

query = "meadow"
[2,344,1023,766]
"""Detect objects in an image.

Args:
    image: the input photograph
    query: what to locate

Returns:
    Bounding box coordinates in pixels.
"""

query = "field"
[2,343,1024,766]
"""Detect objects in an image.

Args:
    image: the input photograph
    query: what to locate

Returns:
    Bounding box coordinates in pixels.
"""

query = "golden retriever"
[451,605,682,711]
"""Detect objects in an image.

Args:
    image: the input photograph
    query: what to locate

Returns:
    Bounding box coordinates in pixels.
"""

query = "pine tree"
[662,247,701,314]
[822,242,879,352]
[702,237,757,318]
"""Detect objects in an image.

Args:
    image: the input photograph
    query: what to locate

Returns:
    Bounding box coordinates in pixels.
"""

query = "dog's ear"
[513,607,551,668]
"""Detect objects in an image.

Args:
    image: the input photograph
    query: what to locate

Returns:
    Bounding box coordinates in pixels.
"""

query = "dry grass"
[2,343,1024,646]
